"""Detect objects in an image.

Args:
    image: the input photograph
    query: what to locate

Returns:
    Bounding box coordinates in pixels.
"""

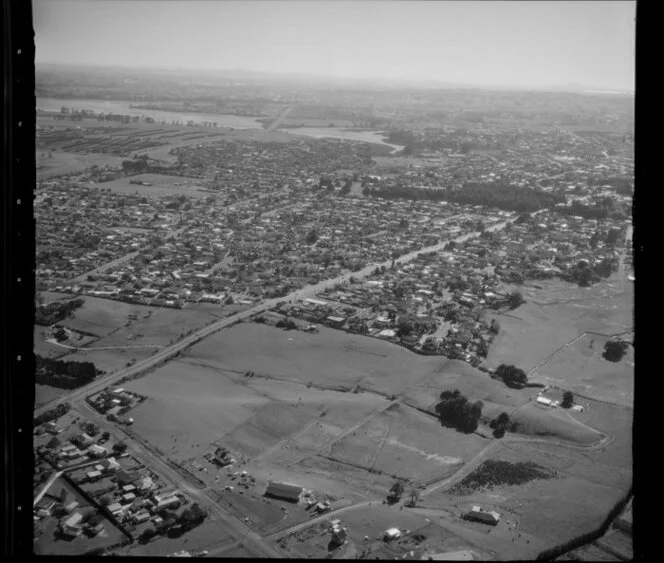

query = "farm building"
[462,509,500,526]
[264,482,303,503]
[536,396,552,407]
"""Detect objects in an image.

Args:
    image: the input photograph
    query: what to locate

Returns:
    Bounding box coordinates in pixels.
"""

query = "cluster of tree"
[121,158,150,175]
[81,421,101,436]
[340,179,353,195]
[603,340,629,362]
[387,478,408,504]
[489,412,512,438]
[507,291,525,310]
[558,199,626,221]
[276,317,297,330]
[363,181,564,213]
[495,364,528,389]
[563,257,618,287]
[435,390,483,433]
[561,391,574,409]
[36,355,98,389]
[34,402,71,426]
[35,297,85,326]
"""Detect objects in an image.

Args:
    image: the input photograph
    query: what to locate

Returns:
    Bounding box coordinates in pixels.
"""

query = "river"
[37,97,403,152]
[36,97,264,130]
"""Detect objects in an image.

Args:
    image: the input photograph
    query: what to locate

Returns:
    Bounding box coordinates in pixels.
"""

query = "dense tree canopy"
[436,390,483,433]
[495,364,528,389]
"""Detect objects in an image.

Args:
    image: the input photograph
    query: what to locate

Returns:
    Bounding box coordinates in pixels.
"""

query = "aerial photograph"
[32,0,634,559]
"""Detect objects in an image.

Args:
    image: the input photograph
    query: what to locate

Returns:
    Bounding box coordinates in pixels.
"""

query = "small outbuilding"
[383,527,402,541]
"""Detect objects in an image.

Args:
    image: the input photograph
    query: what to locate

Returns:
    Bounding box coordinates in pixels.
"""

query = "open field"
[35,384,68,408]
[484,276,633,404]
[509,403,604,446]
[530,333,633,406]
[122,361,271,462]
[183,323,443,395]
[93,173,211,198]
[58,296,216,343]
[328,403,484,481]
[37,151,126,180]
[58,347,155,376]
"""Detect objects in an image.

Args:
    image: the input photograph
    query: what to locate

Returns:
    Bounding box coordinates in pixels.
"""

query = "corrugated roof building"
[264,482,303,503]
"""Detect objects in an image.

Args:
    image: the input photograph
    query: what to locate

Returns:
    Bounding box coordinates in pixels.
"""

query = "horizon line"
[35,61,635,95]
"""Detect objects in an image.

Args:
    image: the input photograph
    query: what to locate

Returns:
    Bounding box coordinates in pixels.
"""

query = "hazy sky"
[34,0,635,91]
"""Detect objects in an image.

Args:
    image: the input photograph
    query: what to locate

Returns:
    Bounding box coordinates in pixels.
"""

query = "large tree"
[495,364,528,389]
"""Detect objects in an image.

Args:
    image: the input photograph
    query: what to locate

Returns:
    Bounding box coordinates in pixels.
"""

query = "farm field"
[484,276,633,382]
[35,384,68,408]
[37,150,126,180]
[122,360,271,462]
[530,333,633,407]
[58,295,216,343]
[58,346,155,376]
[95,173,211,198]
[509,403,605,446]
[329,402,486,482]
[183,323,443,395]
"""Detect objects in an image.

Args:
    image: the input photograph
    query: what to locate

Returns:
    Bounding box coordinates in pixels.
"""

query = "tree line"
[36,355,99,389]
[35,297,85,326]
[363,181,565,213]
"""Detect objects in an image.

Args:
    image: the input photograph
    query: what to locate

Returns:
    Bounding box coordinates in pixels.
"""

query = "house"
[88,522,104,536]
[133,510,150,524]
[116,470,139,486]
[101,457,121,472]
[107,503,123,515]
[153,496,180,511]
[64,500,79,513]
[383,528,401,541]
[72,433,95,448]
[63,511,84,536]
[87,444,108,458]
[86,470,103,482]
[264,482,303,503]
[536,396,552,407]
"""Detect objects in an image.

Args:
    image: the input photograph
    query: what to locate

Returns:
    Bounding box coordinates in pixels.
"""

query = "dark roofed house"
[116,470,139,487]
[264,482,303,503]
